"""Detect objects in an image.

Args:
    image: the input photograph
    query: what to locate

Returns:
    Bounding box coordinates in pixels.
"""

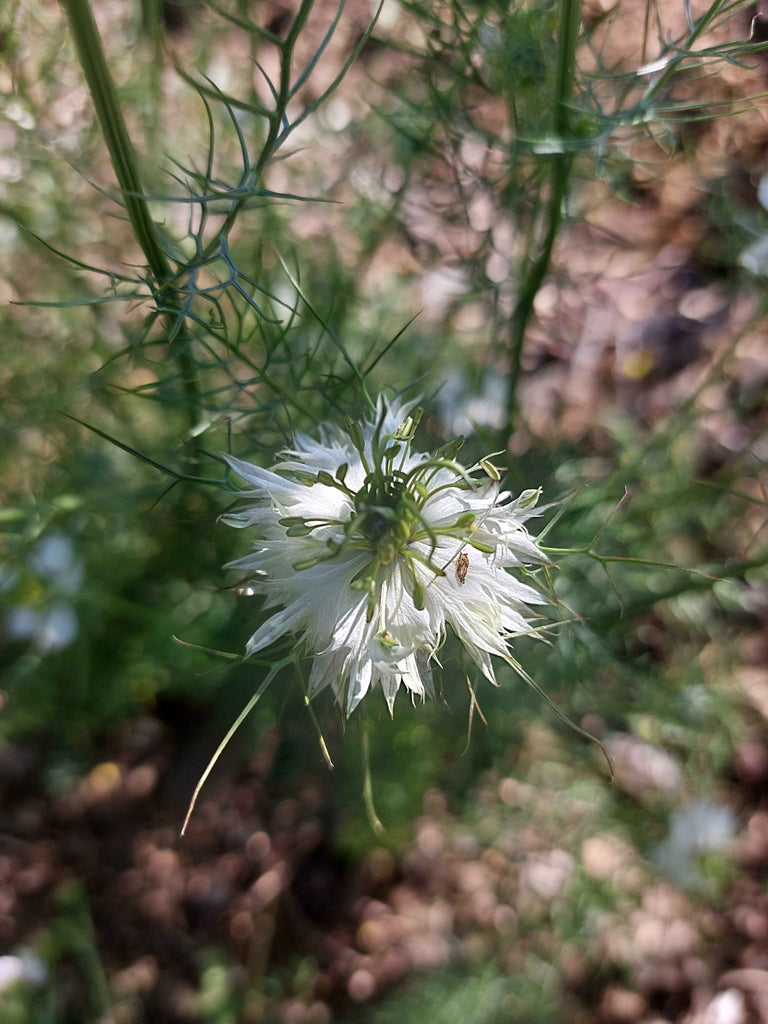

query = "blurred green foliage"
[1,0,766,1020]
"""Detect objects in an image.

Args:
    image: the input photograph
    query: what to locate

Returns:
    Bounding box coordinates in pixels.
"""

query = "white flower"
[222,397,547,715]
[0,951,46,993]
[740,171,768,275]
[653,799,737,890]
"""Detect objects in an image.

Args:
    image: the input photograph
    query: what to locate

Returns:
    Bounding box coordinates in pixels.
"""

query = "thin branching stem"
[506,0,581,435]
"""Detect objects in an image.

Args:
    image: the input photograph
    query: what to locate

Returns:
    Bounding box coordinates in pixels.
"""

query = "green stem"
[507,0,581,434]
[60,0,199,430]
[61,0,168,283]
[361,717,385,836]
[55,881,114,1023]
[180,657,288,836]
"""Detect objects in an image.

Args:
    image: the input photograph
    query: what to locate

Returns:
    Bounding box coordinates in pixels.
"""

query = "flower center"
[281,409,496,623]
[355,474,419,565]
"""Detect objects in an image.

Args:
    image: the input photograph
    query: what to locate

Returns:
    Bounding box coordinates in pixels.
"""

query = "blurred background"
[1,0,768,1021]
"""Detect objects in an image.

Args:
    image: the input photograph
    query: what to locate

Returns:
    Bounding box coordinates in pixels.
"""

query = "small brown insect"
[456,552,469,584]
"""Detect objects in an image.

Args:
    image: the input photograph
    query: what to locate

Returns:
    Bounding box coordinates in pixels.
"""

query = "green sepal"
[435,437,465,461]
[455,511,476,529]
[316,470,340,488]
[518,487,542,508]
[479,452,505,481]
[292,554,324,571]
[345,419,365,455]
[285,522,316,537]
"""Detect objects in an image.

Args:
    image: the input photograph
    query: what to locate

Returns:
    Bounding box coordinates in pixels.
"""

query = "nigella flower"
[222,397,548,715]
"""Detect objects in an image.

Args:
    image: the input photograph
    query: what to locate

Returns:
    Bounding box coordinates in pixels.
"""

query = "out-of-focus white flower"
[222,397,547,715]
[5,602,78,651]
[3,532,82,652]
[740,171,768,275]
[654,798,737,890]
[437,368,507,436]
[740,235,768,276]
[0,951,46,995]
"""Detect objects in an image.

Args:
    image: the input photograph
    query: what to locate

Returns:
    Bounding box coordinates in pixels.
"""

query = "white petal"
[244,598,312,654]
[347,659,373,715]
[224,454,298,498]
